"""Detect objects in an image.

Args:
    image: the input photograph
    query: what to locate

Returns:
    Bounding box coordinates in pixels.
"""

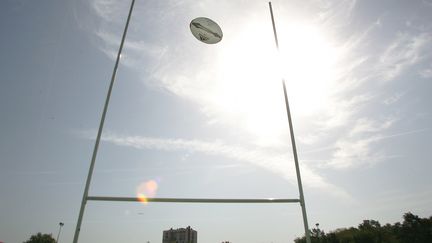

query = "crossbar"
[87,196,300,204]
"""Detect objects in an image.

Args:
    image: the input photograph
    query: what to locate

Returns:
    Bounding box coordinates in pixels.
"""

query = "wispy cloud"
[324,127,430,170]
[328,136,384,169]
[383,92,405,105]
[348,118,395,137]
[314,94,374,131]
[95,132,351,199]
[95,30,168,71]
[318,0,357,27]
[324,118,396,169]
[419,66,432,78]
[294,6,432,170]
[91,0,127,23]
[377,32,431,81]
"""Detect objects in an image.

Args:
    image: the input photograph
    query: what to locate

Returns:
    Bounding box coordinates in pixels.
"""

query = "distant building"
[162,226,197,243]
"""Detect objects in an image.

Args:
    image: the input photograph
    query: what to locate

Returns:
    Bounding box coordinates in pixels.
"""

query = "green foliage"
[294,212,432,243]
[23,232,56,243]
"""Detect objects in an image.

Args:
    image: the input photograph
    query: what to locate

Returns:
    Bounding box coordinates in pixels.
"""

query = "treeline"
[294,212,432,243]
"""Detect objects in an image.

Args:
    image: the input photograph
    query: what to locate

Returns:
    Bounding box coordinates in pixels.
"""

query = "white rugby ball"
[190,17,223,44]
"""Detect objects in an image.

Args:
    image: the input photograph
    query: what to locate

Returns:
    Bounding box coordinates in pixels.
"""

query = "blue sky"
[1,0,432,242]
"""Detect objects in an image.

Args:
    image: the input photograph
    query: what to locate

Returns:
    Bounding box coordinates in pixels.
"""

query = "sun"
[211,20,341,145]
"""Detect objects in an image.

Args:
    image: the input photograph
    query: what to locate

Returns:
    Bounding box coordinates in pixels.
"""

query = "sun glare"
[136,180,158,205]
[279,24,340,116]
[213,20,340,145]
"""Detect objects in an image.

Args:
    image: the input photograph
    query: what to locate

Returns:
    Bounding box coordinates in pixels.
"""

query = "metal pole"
[56,222,64,243]
[87,196,301,203]
[268,2,311,243]
[72,0,136,242]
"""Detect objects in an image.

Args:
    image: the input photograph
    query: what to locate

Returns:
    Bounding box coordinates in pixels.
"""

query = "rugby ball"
[190,17,223,44]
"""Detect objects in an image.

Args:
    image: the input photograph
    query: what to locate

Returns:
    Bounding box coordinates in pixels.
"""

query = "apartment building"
[162,226,197,243]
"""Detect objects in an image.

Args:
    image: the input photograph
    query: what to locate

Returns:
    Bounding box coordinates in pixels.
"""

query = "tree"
[23,233,56,243]
[397,212,432,243]
[293,212,431,243]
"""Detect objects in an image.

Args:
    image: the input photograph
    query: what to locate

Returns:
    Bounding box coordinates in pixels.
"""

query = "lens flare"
[137,193,149,204]
[136,180,158,205]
